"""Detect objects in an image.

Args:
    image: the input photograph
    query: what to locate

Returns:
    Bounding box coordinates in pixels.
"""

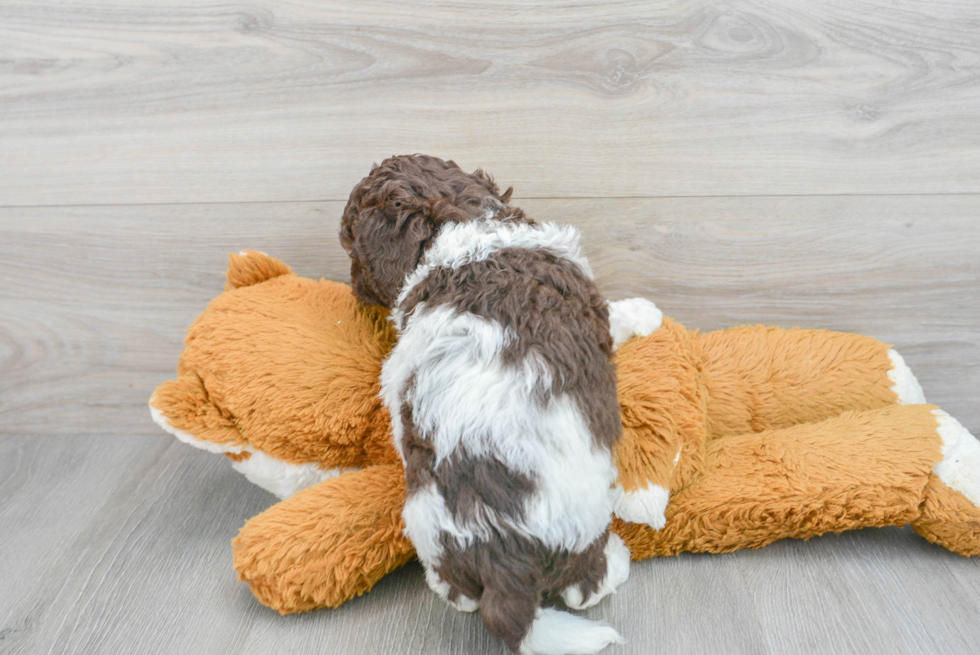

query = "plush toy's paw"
[612,483,669,530]
[561,534,631,611]
[887,349,927,405]
[608,298,663,349]
[932,409,980,507]
[425,567,479,612]
[233,464,414,613]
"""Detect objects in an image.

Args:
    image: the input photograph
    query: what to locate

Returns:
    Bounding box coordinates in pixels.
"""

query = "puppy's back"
[382,218,622,653]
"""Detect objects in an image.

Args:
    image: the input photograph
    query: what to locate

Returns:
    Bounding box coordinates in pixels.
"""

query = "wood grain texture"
[3,0,980,205]
[2,435,979,655]
[2,195,977,436]
[3,1,980,652]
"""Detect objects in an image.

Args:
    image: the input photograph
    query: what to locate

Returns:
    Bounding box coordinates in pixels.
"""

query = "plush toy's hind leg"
[695,326,920,439]
[913,410,980,555]
[616,405,950,558]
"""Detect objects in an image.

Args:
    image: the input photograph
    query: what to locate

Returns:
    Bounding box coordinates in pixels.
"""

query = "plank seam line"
[2,191,980,209]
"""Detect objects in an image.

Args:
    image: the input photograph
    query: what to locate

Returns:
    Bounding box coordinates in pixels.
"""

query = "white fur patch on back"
[932,409,980,507]
[608,298,663,349]
[150,398,351,499]
[887,349,927,405]
[519,608,624,655]
[612,483,669,529]
[393,219,593,328]
[384,306,616,555]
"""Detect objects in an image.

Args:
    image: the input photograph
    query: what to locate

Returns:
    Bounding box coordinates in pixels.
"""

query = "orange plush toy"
[150,251,980,615]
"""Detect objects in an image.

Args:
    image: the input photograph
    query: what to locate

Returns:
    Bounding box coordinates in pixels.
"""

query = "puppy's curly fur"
[340,154,525,309]
[340,155,628,655]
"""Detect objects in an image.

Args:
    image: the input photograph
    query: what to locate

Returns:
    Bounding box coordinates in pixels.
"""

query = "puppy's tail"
[480,583,623,655]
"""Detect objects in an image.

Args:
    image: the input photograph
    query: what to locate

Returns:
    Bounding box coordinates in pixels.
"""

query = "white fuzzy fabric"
[933,409,980,507]
[519,608,624,655]
[887,349,927,405]
[149,399,348,499]
[384,306,616,555]
[561,533,631,610]
[607,298,663,349]
[393,219,593,328]
[611,483,669,530]
[229,450,350,500]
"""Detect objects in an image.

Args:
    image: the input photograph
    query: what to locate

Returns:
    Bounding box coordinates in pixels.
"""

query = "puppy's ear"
[349,206,438,308]
[470,168,501,197]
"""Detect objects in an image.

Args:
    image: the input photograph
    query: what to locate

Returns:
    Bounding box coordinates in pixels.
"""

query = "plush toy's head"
[339,154,524,308]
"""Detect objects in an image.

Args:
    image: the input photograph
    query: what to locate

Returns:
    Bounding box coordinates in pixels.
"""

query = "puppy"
[341,155,629,655]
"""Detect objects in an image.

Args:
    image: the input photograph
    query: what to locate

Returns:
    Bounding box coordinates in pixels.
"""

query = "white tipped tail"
[519,608,623,655]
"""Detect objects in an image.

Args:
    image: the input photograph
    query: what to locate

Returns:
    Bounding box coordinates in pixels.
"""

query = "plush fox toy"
[150,251,980,615]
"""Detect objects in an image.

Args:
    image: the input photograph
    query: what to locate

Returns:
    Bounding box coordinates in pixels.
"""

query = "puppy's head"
[340,154,524,308]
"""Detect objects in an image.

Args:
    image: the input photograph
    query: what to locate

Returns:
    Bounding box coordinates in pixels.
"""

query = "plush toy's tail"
[479,581,622,655]
[225,250,293,290]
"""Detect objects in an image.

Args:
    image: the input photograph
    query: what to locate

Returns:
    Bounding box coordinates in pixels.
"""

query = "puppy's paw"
[561,534,631,610]
[608,298,663,349]
[425,566,479,612]
[449,594,480,613]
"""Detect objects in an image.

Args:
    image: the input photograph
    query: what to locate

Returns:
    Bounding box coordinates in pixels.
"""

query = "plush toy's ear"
[225,250,293,290]
[232,464,413,613]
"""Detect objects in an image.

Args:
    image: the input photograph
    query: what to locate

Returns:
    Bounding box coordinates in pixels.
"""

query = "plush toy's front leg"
[232,464,413,613]
[696,326,923,440]
[616,404,980,558]
[610,309,707,530]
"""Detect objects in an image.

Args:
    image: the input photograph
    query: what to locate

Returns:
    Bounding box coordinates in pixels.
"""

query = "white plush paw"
[887,349,927,405]
[608,298,663,349]
[612,483,669,529]
[933,409,980,507]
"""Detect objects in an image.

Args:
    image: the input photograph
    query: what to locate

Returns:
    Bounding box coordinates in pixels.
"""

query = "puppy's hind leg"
[424,565,480,612]
[561,532,631,611]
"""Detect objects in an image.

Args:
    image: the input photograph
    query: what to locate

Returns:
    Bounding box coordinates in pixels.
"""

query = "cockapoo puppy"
[340,154,630,655]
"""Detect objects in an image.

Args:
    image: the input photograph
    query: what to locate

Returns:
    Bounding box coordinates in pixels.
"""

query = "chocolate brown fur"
[401,247,621,451]
[340,154,526,308]
[352,155,622,653]
[435,531,613,652]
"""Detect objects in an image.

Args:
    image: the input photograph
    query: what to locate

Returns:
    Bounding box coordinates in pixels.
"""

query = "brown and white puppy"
[341,155,629,655]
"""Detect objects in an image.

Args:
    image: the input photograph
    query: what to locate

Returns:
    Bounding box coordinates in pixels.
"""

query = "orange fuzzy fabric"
[150,251,980,613]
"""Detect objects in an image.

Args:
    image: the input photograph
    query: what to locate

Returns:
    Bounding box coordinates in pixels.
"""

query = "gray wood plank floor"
[2,1,979,654]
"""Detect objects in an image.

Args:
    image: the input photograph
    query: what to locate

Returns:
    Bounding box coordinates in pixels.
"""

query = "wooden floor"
[1,1,979,653]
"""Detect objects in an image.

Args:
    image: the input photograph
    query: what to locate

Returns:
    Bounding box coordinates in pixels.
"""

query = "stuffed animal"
[150,250,980,616]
